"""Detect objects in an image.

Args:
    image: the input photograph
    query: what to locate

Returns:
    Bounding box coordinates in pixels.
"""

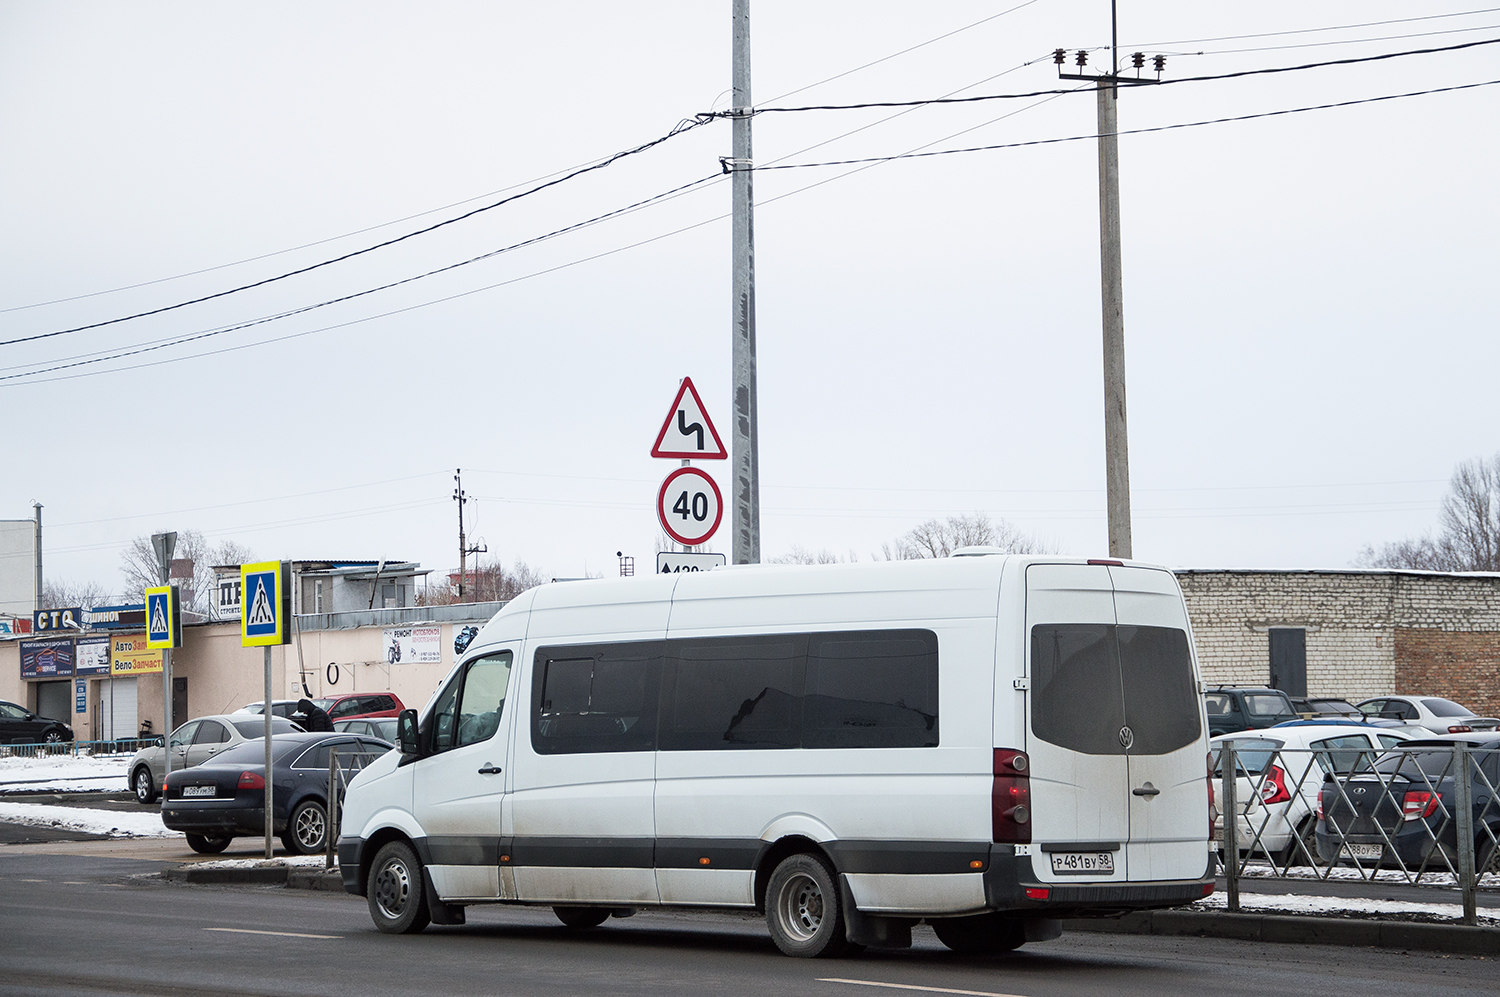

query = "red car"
[311,692,405,722]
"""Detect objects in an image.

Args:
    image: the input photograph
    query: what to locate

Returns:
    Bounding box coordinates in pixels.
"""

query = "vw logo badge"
[1118,726,1135,749]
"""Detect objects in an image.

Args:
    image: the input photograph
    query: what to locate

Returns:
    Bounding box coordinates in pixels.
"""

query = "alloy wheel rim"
[296,806,325,848]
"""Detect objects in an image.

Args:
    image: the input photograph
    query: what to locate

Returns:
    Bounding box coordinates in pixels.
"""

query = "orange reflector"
[699,857,711,866]
[1201,882,1215,897]
[1025,887,1050,900]
[500,855,510,863]
[969,860,984,869]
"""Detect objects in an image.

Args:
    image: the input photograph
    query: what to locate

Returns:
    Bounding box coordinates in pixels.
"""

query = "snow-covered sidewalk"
[0,801,180,838]
[0,753,130,793]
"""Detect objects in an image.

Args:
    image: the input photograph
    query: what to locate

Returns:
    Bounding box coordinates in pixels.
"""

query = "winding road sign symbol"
[651,377,727,460]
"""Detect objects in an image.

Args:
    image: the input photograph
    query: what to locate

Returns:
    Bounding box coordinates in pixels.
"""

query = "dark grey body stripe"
[415,834,989,875]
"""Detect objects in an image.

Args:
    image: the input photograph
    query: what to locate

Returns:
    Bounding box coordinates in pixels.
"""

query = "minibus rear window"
[1117,625,1200,754]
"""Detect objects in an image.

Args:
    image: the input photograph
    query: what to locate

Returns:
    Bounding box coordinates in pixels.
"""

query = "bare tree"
[1358,454,1500,572]
[417,557,546,605]
[41,579,116,610]
[881,513,1051,560]
[768,545,857,565]
[120,530,256,620]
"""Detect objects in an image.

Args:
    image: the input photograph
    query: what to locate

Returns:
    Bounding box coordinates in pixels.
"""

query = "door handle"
[477,764,502,775]
[1132,783,1160,798]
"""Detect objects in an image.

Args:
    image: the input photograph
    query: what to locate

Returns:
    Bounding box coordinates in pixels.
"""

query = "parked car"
[1212,722,1411,865]
[334,717,399,741]
[128,714,303,803]
[0,700,74,744]
[234,700,303,719]
[311,693,405,722]
[1317,732,1500,875]
[1355,696,1500,735]
[1203,687,1298,736]
[1290,697,1362,720]
[160,731,392,854]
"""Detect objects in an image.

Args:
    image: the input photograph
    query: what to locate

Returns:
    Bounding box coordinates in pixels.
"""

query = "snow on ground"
[0,801,179,838]
[1194,891,1499,926]
[1238,860,1500,888]
[189,855,329,869]
[0,752,132,793]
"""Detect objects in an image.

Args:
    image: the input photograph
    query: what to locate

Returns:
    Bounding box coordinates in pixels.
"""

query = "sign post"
[149,532,176,780]
[241,561,291,858]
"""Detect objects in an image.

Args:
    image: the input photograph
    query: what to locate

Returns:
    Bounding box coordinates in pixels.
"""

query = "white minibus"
[338,553,1214,957]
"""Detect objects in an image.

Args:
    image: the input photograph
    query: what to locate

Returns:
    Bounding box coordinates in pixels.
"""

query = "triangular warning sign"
[247,578,276,626]
[651,376,728,459]
[149,599,168,635]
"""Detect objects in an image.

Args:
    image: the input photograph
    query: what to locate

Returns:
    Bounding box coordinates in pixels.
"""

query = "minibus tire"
[368,841,431,934]
[932,913,1025,954]
[554,907,610,928]
[765,853,851,958]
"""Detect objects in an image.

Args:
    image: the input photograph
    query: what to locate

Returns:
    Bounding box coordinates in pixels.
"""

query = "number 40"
[672,490,710,522]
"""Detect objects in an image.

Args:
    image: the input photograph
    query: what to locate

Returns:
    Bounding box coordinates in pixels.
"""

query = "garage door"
[101,677,138,741]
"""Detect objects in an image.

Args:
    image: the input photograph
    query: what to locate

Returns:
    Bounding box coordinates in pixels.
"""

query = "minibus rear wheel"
[766,853,852,958]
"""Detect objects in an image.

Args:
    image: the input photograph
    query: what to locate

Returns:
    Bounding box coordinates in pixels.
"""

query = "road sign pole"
[150,532,176,779]
[263,644,273,858]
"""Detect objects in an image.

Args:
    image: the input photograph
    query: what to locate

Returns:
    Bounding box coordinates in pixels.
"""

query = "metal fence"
[0,737,161,759]
[323,746,381,869]
[1215,739,1499,926]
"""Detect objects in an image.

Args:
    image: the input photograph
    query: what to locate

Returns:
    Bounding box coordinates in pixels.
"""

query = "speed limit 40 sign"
[657,467,723,547]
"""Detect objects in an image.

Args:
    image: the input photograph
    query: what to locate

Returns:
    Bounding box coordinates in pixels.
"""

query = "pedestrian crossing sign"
[144,585,181,650]
[240,561,290,647]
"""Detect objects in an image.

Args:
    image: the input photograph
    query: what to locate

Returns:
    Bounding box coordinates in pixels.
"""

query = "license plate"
[1050,851,1115,875]
[1344,843,1382,860]
[182,785,216,798]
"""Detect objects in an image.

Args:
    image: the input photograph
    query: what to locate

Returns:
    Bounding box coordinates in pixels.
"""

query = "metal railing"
[1216,740,1499,926]
[0,737,161,759]
[323,746,381,869]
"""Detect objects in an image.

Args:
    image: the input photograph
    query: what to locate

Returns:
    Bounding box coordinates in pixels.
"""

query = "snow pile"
[0,753,131,793]
[0,801,179,838]
[1194,891,1499,926]
[189,855,330,869]
[1238,861,1500,887]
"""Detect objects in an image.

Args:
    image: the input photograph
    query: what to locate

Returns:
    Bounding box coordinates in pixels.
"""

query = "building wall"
[1178,569,1500,716]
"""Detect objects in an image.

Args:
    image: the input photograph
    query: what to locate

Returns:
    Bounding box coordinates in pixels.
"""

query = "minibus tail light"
[1206,752,1218,839]
[993,748,1031,844]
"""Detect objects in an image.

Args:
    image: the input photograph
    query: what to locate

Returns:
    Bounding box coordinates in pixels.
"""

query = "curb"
[162,865,289,885]
[1063,910,1500,956]
[287,867,347,892]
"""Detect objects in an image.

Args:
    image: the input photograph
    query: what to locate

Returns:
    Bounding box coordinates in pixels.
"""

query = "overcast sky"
[3,1,1497,599]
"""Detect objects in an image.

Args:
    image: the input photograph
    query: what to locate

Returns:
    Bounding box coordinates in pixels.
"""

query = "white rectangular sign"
[656,551,727,574]
[384,624,442,664]
[215,569,242,621]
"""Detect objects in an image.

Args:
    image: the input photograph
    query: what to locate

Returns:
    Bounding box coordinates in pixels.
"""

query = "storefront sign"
[85,604,146,630]
[75,678,88,713]
[110,633,164,676]
[20,638,74,679]
[33,607,83,632]
[75,635,112,676]
[383,624,442,665]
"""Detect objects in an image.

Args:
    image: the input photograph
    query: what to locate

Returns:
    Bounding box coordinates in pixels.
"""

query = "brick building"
[1176,569,1500,717]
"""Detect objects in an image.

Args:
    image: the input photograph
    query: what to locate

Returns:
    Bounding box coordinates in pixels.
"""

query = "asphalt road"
[0,844,1493,997]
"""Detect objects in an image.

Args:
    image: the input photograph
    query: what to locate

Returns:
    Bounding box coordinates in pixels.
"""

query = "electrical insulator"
[1132,52,1146,69]
[1053,48,1067,66]
[1075,50,1089,68]
[1153,54,1167,74]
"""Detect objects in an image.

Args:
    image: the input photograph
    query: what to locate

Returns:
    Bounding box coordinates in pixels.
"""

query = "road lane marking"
[820,980,1031,997]
[204,927,342,940]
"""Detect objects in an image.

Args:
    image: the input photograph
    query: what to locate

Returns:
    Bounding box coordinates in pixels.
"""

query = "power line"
[747,79,1500,172]
[0,173,723,383]
[1129,6,1500,49]
[1179,22,1500,59]
[0,115,713,350]
[733,37,1500,115]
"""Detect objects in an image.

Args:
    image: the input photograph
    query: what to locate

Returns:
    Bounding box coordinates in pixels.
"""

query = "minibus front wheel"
[368,840,431,934]
[766,853,855,958]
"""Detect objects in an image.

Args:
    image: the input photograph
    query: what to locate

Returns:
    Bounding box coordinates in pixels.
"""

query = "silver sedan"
[128,714,302,803]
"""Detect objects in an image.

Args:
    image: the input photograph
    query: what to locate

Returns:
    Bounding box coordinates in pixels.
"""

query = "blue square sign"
[240,561,287,646]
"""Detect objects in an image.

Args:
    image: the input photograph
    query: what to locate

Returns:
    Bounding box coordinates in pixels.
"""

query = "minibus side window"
[804,631,939,749]
[1030,624,1126,755]
[1117,626,1200,754]
[531,642,662,754]
[661,637,803,750]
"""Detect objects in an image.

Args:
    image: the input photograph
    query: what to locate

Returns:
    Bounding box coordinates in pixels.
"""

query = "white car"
[1355,695,1500,735]
[1212,722,1411,866]
[128,713,302,803]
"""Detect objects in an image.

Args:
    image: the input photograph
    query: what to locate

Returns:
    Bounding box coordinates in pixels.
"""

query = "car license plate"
[1345,843,1382,860]
[1050,851,1115,875]
[183,785,216,798]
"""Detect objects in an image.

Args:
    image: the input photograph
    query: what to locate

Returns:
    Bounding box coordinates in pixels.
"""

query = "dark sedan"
[160,732,391,855]
[0,700,74,744]
[1316,732,1500,876]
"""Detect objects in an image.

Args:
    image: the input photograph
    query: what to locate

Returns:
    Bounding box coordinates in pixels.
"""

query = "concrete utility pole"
[1096,76,1132,560]
[452,469,485,601]
[32,503,42,612]
[729,0,761,564]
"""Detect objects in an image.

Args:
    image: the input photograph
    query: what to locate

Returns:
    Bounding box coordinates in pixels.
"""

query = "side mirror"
[397,709,421,757]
